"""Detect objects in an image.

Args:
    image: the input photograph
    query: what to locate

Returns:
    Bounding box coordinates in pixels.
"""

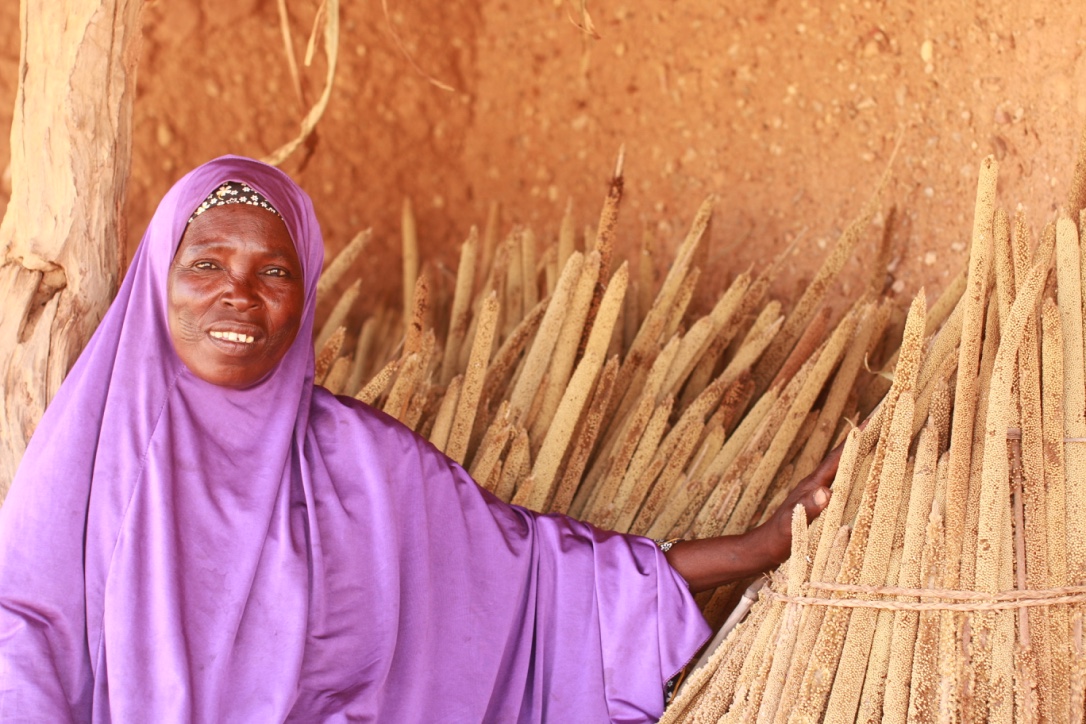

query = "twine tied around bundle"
[759,424,1086,613]
[761,581,1086,612]
[1005,426,1086,442]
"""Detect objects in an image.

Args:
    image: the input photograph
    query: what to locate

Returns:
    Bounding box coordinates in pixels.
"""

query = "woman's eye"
[264,267,291,278]
[194,261,218,270]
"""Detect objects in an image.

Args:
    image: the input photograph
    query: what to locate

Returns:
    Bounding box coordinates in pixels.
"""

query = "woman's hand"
[663,443,843,593]
[743,442,842,566]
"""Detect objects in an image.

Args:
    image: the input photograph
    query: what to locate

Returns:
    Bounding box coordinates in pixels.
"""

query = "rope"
[1005,427,1086,442]
[761,581,1086,612]
[756,426,1086,613]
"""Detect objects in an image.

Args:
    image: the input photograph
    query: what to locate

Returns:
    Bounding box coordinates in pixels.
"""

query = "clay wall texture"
[2,0,1085,314]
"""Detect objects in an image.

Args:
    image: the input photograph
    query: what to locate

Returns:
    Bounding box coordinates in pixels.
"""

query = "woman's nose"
[221,274,260,310]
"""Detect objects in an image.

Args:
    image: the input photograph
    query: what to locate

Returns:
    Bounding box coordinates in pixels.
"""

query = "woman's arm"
[663,444,842,593]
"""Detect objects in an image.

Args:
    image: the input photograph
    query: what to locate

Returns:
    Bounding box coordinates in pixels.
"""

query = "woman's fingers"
[783,450,840,509]
[757,443,846,565]
[802,485,831,522]
[811,439,845,486]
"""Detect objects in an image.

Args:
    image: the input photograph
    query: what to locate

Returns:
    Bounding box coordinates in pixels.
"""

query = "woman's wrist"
[739,522,791,569]
[662,532,779,593]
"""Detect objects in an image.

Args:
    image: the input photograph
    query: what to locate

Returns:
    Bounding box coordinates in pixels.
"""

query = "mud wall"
[2,0,1086,313]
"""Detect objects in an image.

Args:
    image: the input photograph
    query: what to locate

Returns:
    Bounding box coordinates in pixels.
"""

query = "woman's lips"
[209,330,255,344]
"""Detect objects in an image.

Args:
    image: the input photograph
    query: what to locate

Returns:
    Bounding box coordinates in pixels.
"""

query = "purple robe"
[0,156,709,722]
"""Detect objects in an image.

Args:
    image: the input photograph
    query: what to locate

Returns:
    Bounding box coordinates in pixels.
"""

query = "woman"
[0,156,834,722]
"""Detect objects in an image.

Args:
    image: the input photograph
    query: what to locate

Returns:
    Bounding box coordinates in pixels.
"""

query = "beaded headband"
[187,181,282,224]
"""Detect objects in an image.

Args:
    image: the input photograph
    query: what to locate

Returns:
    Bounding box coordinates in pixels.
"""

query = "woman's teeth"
[210,331,255,344]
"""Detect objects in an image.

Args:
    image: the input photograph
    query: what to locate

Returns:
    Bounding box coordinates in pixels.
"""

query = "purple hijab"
[0,156,708,722]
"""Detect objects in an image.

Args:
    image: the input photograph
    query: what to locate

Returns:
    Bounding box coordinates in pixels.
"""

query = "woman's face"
[167,204,305,388]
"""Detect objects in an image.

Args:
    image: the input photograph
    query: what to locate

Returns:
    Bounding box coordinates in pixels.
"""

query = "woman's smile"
[208,329,256,345]
[206,324,260,349]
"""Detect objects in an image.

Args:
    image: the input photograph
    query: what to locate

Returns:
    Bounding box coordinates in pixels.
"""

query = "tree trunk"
[0,0,142,499]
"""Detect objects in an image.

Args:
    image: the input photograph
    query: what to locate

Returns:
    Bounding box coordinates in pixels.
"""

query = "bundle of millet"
[308,150,907,579]
[663,134,1086,722]
[306,138,1086,720]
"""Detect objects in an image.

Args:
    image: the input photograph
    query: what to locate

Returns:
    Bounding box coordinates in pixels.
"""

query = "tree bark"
[0,0,142,499]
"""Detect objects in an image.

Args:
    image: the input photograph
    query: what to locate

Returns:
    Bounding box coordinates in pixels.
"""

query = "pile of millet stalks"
[662,140,1086,722]
[311,129,1086,721]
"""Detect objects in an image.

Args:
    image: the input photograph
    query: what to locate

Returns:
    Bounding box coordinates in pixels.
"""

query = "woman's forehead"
[178,203,299,262]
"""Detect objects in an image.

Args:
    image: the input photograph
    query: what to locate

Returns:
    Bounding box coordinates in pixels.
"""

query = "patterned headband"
[187,181,282,224]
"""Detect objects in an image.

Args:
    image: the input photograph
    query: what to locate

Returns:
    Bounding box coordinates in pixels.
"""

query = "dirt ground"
[2,0,1086,318]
